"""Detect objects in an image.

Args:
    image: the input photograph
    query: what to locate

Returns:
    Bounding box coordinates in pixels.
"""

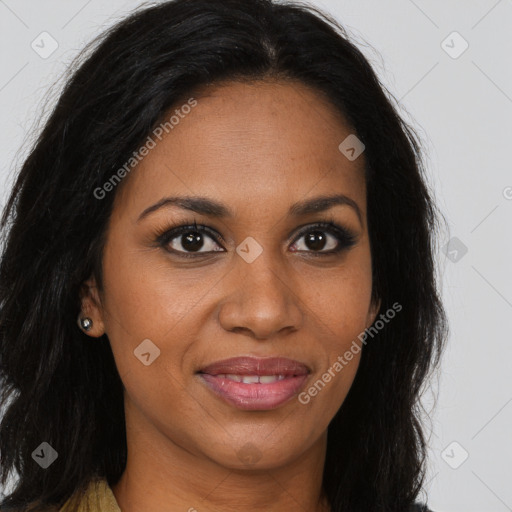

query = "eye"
[155,220,358,259]
[289,222,357,255]
[157,221,225,258]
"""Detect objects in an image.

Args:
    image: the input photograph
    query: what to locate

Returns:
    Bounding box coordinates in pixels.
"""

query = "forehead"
[113,79,367,224]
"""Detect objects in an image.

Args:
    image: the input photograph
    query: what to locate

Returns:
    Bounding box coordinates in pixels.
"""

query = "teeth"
[216,374,288,383]
[259,375,280,384]
[241,375,260,384]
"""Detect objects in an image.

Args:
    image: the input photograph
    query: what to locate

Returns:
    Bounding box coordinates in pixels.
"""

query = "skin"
[80,79,381,512]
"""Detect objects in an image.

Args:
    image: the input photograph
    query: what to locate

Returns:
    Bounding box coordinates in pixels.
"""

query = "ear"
[366,296,381,329]
[78,275,106,338]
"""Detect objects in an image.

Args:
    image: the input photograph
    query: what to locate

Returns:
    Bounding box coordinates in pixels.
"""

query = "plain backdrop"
[0,1,511,511]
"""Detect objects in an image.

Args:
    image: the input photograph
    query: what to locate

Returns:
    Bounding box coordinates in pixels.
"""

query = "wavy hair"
[0,0,448,510]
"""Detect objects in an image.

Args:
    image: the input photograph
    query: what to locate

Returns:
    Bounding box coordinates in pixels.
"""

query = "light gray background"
[1,1,511,511]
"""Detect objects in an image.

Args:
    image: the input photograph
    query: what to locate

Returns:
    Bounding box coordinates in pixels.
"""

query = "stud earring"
[78,315,93,332]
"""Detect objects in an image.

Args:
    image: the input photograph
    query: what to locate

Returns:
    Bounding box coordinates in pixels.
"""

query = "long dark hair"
[0,1,448,510]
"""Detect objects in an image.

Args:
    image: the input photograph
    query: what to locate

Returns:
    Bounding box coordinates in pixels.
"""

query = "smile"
[198,373,309,410]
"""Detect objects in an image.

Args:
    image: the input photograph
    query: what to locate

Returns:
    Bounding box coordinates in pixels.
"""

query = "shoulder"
[0,477,116,512]
[59,478,120,512]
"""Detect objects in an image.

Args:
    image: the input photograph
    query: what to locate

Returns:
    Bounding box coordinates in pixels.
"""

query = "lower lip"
[198,373,309,410]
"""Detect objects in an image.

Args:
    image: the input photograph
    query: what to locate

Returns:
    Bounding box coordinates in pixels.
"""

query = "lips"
[197,356,311,411]
[198,356,310,377]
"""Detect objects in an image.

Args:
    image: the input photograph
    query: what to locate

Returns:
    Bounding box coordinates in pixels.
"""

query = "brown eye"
[290,222,357,255]
[167,230,224,254]
[173,231,207,252]
[300,231,331,251]
[157,224,225,257]
[156,221,357,259]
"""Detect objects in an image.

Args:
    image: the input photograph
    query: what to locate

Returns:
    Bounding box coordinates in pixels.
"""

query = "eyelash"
[154,218,357,259]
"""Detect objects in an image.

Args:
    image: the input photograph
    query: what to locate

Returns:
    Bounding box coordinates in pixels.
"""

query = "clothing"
[57,478,433,512]
[59,478,120,512]
[1,478,434,511]
[59,479,434,512]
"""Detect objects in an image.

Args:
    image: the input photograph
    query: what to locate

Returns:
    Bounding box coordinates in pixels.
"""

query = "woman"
[0,0,448,511]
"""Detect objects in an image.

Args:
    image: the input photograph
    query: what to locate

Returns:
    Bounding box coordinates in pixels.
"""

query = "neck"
[112,400,331,512]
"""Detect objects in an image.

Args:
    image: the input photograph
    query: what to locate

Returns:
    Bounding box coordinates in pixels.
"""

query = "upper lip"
[198,356,311,376]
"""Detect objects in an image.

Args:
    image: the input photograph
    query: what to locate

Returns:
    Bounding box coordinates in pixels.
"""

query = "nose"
[217,252,304,340]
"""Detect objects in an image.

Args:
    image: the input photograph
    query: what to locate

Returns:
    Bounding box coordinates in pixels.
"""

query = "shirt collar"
[59,478,121,512]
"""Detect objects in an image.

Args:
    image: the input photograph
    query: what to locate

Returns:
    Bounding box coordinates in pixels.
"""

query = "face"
[81,79,380,470]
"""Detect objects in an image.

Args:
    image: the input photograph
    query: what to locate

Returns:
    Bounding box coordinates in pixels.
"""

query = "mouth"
[196,356,310,411]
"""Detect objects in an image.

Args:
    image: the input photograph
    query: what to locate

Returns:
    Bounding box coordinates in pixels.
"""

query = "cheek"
[301,253,372,398]
[101,239,199,335]
[305,250,373,337]
[98,240,192,378]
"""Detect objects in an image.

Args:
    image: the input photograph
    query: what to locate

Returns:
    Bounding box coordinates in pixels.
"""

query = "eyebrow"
[137,193,363,226]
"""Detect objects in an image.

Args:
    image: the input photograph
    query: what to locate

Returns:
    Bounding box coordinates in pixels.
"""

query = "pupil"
[306,231,326,251]
[182,232,203,251]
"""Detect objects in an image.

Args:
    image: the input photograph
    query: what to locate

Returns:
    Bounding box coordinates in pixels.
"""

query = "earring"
[78,315,93,332]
